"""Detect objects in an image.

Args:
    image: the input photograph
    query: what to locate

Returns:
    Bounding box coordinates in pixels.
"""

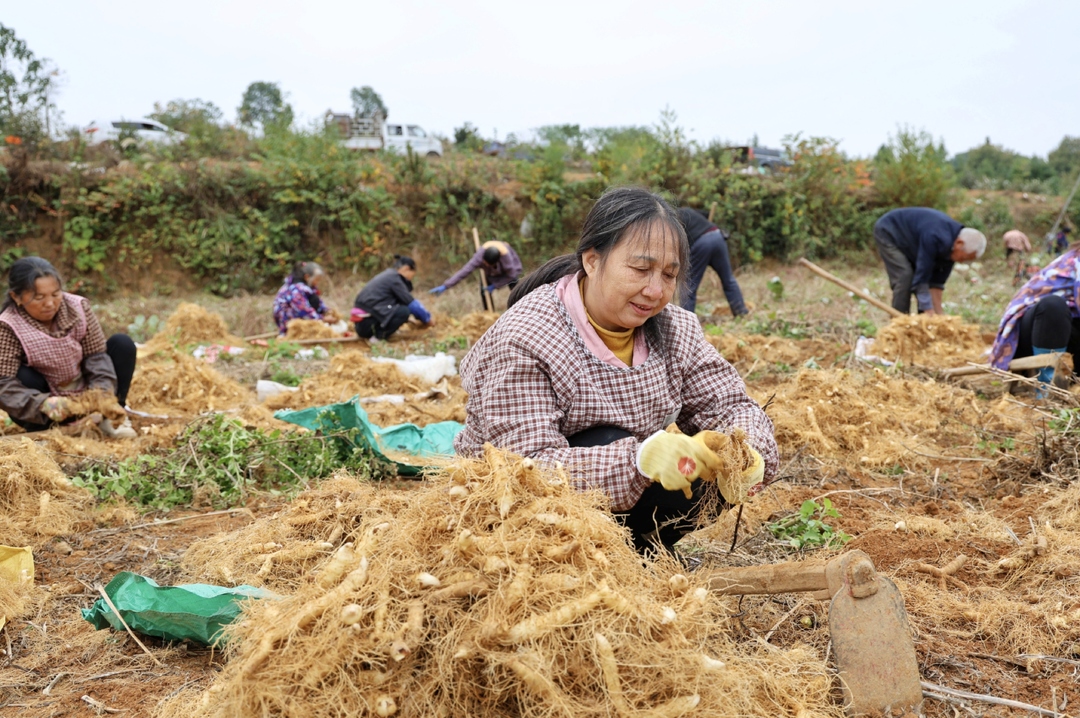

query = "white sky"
[5,0,1078,158]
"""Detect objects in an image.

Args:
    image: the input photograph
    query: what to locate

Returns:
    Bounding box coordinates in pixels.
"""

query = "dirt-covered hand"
[636,431,720,499]
[41,396,72,422]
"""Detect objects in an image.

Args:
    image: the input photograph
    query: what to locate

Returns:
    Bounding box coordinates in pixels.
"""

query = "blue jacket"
[874,207,963,297]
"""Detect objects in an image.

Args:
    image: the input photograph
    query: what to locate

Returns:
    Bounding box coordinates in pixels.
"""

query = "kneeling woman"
[0,257,136,436]
[990,245,1079,396]
[455,187,778,554]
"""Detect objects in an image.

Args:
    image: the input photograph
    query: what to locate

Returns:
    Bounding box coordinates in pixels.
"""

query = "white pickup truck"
[326,113,442,157]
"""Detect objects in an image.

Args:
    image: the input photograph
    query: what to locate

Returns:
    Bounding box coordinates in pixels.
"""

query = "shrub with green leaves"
[767,498,851,550]
[72,413,379,510]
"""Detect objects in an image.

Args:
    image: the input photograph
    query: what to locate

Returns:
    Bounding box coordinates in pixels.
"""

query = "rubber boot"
[1033,346,1065,399]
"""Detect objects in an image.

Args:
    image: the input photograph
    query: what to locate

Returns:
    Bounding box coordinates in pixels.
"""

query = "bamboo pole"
[797,258,904,318]
[472,227,495,312]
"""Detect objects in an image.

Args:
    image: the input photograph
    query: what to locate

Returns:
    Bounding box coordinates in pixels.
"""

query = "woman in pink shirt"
[455,187,777,555]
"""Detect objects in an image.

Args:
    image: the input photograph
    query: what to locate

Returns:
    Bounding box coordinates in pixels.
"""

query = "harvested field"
[5,260,1080,718]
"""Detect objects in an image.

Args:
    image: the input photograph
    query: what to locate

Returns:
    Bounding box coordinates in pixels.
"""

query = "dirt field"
[2,257,1079,717]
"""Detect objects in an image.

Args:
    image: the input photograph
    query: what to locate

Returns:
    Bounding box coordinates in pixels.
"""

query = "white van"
[325,112,442,157]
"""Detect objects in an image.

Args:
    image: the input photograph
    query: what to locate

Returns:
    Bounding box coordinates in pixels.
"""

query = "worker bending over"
[873,207,986,314]
[990,245,1080,397]
[0,257,136,436]
[429,240,522,299]
[677,207,747,316]
[352,256,434,341]
[455,187,777,555]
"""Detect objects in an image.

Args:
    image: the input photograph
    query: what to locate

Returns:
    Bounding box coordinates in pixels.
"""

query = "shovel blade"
[829,576,922,716]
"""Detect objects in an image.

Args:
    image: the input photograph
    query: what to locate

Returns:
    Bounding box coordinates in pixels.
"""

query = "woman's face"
[581,222,680,331]
[398,265,417,281]
[12,276,63,324]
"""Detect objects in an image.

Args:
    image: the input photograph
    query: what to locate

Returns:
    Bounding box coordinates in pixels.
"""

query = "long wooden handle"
[472,227,494,312]
[941,352,1064,378]
[797,258,904,319]
[707,561,829,595]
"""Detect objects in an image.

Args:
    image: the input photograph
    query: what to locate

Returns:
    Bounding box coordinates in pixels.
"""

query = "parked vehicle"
[325,112,442,157]
[83,118,187,146]
[725,145,790,172]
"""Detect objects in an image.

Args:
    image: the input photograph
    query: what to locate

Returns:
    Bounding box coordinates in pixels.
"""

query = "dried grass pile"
[166,449,839,718]
[128,349,253,416]
[264,350,430,410]
[362,385,469,427]
[758,367,983,467]
[37,423,183,466]
[869,314,987,368]
[0,437,93,545]
[870,485,1080,656]
[142,302,246,353]
[707,333,846,372]
[422,310,501,343]
[284,318,339,341]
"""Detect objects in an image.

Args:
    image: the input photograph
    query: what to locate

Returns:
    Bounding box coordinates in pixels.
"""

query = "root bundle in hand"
[165,449,837,717]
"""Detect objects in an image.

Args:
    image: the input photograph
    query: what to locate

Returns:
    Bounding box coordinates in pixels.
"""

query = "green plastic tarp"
[274,398,462,477]
[82,571,272,646]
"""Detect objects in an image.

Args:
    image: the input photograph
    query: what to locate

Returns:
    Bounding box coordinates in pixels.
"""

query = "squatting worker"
[990,245,1080,397]
[352,255,434,341]
[873,207,987,315]
[677,207,748,316]
[0,256,136,436]
[273,261,328,335]
[429,240,523,300]
[455,187,778,555]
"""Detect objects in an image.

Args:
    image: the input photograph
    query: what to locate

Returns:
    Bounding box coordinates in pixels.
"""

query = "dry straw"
[707,333,846,372]
[128,349,253,416]
[756,367,983,468]
[166,448,841,718]
[870,314,987,368]
[284,319,339,341]
[142,303,247,353]
[0,437,93,545]
[265,351,435,410]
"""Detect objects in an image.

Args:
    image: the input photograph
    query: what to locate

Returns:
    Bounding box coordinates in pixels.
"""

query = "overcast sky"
[5,0,1077,158]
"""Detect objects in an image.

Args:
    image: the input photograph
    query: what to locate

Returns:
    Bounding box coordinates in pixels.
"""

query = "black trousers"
[567,426,713,555]
[354,305,411,340]
[13,333,137,432]
[1013,294,1080,375]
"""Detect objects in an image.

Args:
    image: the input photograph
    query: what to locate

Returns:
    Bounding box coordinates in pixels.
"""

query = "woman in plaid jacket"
[456,187,777,554]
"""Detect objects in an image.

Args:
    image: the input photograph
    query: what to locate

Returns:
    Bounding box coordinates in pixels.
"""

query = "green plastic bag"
[82,572,272,646]
[274,398,462,476]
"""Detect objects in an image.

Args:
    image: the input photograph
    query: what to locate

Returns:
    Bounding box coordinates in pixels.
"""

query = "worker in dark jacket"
[677,208,747,316]
[874,208,986,314]
[352,256,434,341]
[429,240,523,299]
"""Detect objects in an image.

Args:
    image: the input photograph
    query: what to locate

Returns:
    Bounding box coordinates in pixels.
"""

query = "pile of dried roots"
[128,349,253,416]
[870,314,988,368]
[166,449,839,717]
[142,303,246,353]
[0,437,93,545]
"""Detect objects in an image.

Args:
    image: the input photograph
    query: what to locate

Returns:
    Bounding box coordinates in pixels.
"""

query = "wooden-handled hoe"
[707,550,923,717]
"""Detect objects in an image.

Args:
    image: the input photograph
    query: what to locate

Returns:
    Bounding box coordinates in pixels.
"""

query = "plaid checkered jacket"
[455,281,778,511]
[0,293,89,394]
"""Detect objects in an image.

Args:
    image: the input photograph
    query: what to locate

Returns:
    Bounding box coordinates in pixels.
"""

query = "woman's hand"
[636,431,722,499]
[41,396,72,422]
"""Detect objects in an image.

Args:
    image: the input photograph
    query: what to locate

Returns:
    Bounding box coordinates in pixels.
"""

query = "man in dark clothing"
[677,207,747,316]
[352,256,433,340]
[873,207,986,314]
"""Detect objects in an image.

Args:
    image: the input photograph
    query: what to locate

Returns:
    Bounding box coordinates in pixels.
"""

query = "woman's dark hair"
[508,187,688,309]
[482,246,501,264]
[4,257,63,312]
[392,255,417,270]
[289,261,324,285]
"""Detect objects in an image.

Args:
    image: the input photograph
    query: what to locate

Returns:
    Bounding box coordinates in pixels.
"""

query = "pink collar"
[555,272,649,368]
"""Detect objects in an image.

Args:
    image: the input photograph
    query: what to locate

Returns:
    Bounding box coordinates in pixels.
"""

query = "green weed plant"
[767,498,852,550]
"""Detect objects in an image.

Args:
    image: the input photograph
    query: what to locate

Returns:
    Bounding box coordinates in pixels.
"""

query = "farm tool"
[707,550,922,716]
